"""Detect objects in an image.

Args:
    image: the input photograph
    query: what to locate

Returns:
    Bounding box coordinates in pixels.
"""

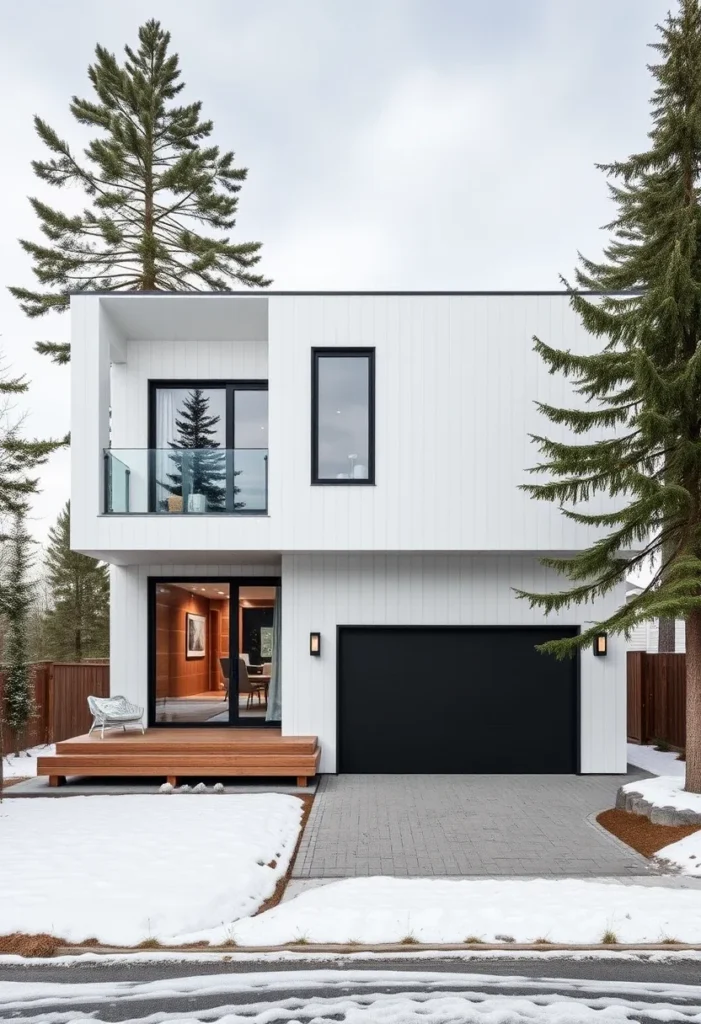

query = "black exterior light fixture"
[310,632,321,656]
[593,632,608,657]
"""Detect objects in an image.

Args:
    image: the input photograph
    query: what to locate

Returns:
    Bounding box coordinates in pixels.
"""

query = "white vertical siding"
[111,338,268,449]
[267,294,619,553]
[627,619,686,653]
[70,301,119,552]
[281,553,627,774]
[110,562,280,709]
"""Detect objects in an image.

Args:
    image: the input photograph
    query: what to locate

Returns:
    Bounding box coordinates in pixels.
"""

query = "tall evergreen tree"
[0,360,65,515]
[161,388,243,510]
[0,510,37,796]
[516,0,701,791]
[10,19,270,365]
[0,357,63,795]
[43,503,109,662]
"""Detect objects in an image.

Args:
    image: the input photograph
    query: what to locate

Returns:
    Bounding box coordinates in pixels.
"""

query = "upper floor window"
[150,381,268,513]
[311,349,375,484]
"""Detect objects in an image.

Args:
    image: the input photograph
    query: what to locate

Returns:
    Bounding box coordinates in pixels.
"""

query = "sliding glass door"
[149,382,268,514]
[150,577,281,727]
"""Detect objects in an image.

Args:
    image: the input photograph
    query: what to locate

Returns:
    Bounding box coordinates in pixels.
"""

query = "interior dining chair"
[219,657,230,701]
[238,656,267,710]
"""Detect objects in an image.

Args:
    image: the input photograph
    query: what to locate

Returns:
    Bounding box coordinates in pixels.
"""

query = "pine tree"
[0,357,63,796]
[9,19,271,365]
[0,360,65,516]
[516,0,701,791]
[1,510,37,793]
[161,388,243,511]
[43,503,109,662]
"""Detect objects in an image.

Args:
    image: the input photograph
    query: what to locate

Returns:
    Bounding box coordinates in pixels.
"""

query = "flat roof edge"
[72,289,642,298]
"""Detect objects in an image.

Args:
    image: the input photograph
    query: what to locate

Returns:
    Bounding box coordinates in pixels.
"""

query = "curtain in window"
[266,587,282,722]
[155,389,179,507]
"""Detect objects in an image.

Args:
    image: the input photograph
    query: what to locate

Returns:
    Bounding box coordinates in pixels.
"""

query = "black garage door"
[338,626,578,773]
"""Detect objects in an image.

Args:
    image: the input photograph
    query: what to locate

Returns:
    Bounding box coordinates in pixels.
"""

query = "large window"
[147,381,268,513]
[312,349,375,484]
[150,578,281,726]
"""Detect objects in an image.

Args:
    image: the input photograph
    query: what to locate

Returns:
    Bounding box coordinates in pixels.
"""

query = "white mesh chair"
[88,695,145,738]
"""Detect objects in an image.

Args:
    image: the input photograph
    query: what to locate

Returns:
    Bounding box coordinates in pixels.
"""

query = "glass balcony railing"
[103,448,268,514]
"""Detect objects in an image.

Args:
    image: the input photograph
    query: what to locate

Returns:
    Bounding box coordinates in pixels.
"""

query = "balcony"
[104,449,268,514]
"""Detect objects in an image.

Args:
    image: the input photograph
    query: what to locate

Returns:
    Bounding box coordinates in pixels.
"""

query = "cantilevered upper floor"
[70,291,620,564]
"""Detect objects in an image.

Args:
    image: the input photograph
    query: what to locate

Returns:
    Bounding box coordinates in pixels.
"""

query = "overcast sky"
[0,0,671,543]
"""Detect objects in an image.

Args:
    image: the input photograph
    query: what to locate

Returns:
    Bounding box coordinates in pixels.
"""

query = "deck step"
[41,728,320,783]
[55,735,318,756]
[38,753,320,775]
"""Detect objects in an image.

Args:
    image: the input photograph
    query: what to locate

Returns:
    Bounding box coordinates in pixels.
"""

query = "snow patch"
[627,743,686,778]
[622,776,701,814]
[183,876,701,947]
[1,744,55,779]
[0,794,303,944]
[657,831,701,876]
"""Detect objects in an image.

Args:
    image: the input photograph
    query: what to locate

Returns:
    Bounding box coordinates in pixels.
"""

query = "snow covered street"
[4,967,701,1023]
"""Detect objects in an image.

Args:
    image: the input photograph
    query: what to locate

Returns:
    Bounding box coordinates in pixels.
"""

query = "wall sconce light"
[309,632,321,656]
[593,632,608,657]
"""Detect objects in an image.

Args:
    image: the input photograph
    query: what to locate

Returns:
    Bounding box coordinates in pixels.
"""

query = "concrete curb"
[615,786,701,826]
[59,942,701,956]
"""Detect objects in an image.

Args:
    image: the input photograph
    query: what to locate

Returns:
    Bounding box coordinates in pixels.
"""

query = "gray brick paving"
[293,771,656,878]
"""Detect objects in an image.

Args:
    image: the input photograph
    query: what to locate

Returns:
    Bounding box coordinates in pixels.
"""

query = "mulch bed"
[597,808,701,858]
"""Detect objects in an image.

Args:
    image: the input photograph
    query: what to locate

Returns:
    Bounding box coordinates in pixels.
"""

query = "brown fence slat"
[1,662,110,754]
[627,652,686,750]
[626,652,643,743]
[50,664,110,743]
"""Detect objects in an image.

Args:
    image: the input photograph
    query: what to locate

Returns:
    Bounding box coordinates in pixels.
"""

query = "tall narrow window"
[312,349,375,484]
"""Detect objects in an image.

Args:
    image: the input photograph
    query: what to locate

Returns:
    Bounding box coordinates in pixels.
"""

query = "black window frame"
[147,574,281,729]
[311,348,375,486]
[147,379,268,514]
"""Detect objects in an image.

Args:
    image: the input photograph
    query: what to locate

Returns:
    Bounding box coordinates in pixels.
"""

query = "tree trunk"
[685,610,701,793]
[658,617,677,652]
[658,534,677,652]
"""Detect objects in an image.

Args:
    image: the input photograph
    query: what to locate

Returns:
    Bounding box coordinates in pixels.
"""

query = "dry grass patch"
[0,933,65,958]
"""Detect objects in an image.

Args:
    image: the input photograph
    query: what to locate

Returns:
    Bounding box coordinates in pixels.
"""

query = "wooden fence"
[0,661,109,755]
[627,651,686,749]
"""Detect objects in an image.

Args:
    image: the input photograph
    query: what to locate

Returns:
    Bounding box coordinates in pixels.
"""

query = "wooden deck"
[36,728,320,788]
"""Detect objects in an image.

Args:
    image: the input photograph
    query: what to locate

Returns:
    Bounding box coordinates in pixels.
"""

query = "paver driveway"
[293,771,653,878]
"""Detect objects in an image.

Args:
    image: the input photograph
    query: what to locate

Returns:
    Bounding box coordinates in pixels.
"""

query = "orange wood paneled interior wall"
[155,587,230,699]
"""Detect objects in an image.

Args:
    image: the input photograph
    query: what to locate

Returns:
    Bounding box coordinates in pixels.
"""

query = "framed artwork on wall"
[186,612,206,659]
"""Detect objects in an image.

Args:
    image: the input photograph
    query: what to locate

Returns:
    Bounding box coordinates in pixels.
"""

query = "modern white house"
[66,291,629,779]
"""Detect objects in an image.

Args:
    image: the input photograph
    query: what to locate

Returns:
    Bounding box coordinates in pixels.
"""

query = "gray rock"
[615,784,701,826]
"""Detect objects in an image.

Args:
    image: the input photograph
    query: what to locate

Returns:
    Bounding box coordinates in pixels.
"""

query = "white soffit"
[98,294,268,342]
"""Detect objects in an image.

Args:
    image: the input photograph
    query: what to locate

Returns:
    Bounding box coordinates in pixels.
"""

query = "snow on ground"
[4,970,701,1023]
[0,794,303,945]
[656,831,701,876]
[4,948,701,966]
[2,744,55,779]
[622,775,701,814]
[173,876,701,947]
[627,743,686,778]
